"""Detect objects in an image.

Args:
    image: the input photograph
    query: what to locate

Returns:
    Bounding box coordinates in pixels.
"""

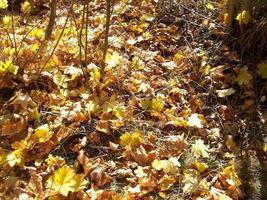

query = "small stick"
[101,0,112,81]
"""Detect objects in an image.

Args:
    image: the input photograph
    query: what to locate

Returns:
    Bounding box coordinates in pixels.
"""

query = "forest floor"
[0,0,266,200]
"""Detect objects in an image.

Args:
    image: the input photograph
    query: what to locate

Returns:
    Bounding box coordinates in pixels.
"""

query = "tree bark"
[45,0,56,40]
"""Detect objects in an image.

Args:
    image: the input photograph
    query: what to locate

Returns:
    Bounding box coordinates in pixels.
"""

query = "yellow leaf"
[192,139,209,158]
[0,60,18,75]
[257,60,267,79]
[90,67,101,82]
[35,124,53,143]
[206,3,215,11]
[221,165,241,187]
[2,16,12,28]
[182,169,208,195]
[21,1,31,14]
[236,10,251,25]
[237,67,252,86]
[173,52,184,65]
[134,166,146,178]
[263,144,267,154]
[151,96,164,113]
[193,161,209,173]
[225,135,237,152]
[46,166,88,197]
[45,154,65,166]
[159,175,176,191]
[120,131,144,149]
[0,0,8,9]
[152,158,178,175]
[168,115,189,127]
[105,51,122,70]
[6,149,25,167]
[112,103,126,119]
[29,28,44,39]
[140,99,151,110]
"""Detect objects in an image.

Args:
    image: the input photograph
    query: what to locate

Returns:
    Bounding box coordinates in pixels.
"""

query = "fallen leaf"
[192,139,209,158]
[188,114,206,128]
[237,67,252,86]
[216,88,235,98]
[236,10,251,25]
[159,175,176,191]
[96,120,110,134]
[46,166,88,197]
[257,60,267,78]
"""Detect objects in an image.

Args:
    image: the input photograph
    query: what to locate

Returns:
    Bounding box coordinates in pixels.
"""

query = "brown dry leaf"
[27,168,44,199]
[210,65,225,80]
[96,120,110,134]
[139,176,157,188]
[88,132,101,144]
[9,92,37,110]
[130,145,157,165]
[240,99,254,111]
[112,168,134,179]
[77,150,93,176]
[160,135,188,157]
[109,142,119,151]
[90,167,112,188]
[0,114,28,137]
[219,105,235,120]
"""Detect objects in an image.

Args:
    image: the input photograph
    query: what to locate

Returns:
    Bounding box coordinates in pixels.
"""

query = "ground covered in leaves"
[0,0,266,199]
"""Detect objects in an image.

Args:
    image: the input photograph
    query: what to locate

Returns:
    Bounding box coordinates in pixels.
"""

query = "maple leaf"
[35,124,53,143]
[21,1,31,14]
[2,16,12,28]
[257,60,267,79]
[237,67,252,86]
[6,149,25,167]
[46,166,88,197]
[0,0,8,9]
[151,96,165,116]
[192,139,209,158]
[105,51,122,70]
[120,131,144,149]
[182,169,209,195]
[0,60,18,75]
[220,165,241,187]
[159,175,176,191]
[152,158,179,175]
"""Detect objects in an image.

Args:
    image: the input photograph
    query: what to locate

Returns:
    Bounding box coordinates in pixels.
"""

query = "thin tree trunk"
[101,0,111,81]
[45,0,56,40]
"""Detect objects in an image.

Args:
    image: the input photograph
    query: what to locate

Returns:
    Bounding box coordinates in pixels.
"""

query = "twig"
[10,0,18,57]
[101,0,112,81]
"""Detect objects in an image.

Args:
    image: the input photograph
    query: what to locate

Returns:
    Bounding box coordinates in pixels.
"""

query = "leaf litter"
[0,0,266,199]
